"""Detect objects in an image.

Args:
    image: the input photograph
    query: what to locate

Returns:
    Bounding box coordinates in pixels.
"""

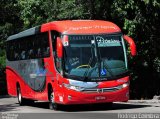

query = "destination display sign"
[96,36,121,47]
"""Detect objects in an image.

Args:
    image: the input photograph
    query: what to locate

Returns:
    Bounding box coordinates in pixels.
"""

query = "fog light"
[68,95,72,100]
[126,92,129,98]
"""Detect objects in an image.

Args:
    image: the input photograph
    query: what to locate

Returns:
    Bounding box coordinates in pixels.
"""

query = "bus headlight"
[117,82,129,90]
[122,82,129,88]
[63,84,84,91]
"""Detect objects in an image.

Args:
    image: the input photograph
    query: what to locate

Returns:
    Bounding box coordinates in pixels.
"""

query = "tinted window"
[51,31,62,73]
[6,32,50,61]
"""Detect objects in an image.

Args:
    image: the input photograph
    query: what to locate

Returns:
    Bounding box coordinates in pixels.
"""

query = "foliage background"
[0,0,160,99]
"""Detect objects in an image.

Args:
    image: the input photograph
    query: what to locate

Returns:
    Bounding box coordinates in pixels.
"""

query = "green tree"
[17,0,86,28]
[112,0,160,98]
[0,0,22,68]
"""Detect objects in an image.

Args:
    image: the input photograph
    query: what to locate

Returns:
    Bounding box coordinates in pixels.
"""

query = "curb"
[128,100,160,104]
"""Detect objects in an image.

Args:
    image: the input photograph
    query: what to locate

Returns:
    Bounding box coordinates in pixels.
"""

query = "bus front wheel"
[49,92,59,110]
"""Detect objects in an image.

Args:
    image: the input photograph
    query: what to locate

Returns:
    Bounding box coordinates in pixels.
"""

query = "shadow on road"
[0,95,11,99]
[23,102,151,112]
[0,104,19,112]
[62,103,151,112]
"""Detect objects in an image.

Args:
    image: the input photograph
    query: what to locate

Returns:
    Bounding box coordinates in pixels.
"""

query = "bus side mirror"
[123,35,136,56]
[56,37,63,58]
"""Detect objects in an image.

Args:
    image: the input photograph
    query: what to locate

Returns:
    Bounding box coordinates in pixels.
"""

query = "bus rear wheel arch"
[16,83,34,106]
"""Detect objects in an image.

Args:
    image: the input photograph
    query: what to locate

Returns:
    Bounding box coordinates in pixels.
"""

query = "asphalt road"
[0,96,160,119]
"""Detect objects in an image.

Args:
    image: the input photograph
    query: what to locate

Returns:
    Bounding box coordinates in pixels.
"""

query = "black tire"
[17,86,26,106]
[49,92,59,110]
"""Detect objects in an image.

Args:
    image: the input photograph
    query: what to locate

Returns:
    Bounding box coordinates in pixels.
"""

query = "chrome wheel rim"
[18,89,21,103]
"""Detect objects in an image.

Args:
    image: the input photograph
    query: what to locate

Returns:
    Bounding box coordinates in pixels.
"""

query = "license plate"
[95,96,106,100]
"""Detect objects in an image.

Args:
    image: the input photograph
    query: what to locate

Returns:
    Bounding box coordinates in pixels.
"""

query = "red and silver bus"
[6,20,136,110]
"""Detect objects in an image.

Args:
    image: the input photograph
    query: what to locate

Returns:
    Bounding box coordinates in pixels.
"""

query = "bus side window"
[8,41,16,61]
[19,39,25,60]
[15,41,20,60]
[26,35,36,59]
[51,31,62,73]
[6,41,12,60]
[51,32,58,52]
[7,33,50,61]
[43,33,50,57]
[25,39,29,59]
[36,32,50,58]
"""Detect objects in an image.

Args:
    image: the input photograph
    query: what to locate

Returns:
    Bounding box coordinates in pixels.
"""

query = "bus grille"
[82,86,121,93]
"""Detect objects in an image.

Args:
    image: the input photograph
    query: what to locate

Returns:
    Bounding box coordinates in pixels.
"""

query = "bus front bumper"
[55,87,129,105]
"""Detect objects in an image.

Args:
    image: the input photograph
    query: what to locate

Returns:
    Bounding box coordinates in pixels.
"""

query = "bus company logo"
[97,89,103,93]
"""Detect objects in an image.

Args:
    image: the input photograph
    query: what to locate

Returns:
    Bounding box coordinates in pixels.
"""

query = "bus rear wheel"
[17,87,26,106]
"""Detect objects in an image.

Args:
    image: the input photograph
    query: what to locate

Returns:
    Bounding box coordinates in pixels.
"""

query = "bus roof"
[7,26,40,41]
[7,20,121,41]
[41,20,121,34]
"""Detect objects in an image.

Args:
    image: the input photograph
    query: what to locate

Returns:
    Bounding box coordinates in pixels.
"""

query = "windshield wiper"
[65,74,84,81]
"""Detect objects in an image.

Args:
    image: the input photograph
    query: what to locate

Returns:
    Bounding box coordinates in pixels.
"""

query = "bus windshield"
[63,34,128,81]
